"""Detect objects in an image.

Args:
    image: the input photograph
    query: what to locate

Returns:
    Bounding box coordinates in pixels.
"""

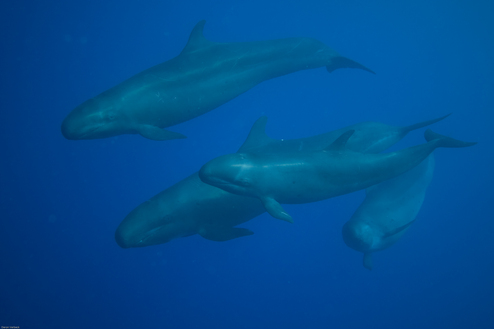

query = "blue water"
[1,1,493,328]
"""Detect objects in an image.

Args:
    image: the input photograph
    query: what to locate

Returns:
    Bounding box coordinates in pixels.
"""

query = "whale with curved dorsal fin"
[199,129,474,223]
[115,115,452,248]
[342,155,435,270]
[238,114,451,154]
[61,20,374,141]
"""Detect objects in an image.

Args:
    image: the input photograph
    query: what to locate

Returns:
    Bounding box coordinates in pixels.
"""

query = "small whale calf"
[199,129,475,223]
[342,154,435,270]
[116,116,450,248]
[61,21,373,141]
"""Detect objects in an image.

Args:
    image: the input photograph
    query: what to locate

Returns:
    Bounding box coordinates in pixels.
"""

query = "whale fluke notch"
[326,56,376,74]
[238,116,276,153]
[198,226,254,241]
[424,129,477,148]
[363,253,373,271]
[402,113,452,135]
[181,20,214,54]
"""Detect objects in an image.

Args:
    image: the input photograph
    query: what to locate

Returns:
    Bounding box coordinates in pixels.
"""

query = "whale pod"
[116,115,452,248]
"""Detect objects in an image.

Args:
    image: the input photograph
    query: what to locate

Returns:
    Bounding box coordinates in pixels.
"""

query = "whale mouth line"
[77,125,105,139]
[200,172,225,185]
[215,179,232,186]
[138,225,165,245]
[204,177,235,189]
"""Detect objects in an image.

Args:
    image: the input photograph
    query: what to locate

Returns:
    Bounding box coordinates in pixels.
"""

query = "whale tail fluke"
[326,56,376,74]
[425,129,477,148]
[403,113,451,134]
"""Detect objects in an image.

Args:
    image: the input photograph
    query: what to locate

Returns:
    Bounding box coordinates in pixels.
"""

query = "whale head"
[199,153,256,196]
[342,221,378,254]
[115,221,181,248]
[342,218,414,255]
[61,98,126,140]
[115,200,191,248]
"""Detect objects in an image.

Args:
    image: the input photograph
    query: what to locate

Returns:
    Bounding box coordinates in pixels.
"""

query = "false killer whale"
[199,129,474,223]
[342,155,435,270]
[61,21,373,141]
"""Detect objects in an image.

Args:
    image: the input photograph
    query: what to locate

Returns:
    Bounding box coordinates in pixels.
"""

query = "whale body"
[61,21,373,141]
[342,155,435,270]
[199,129,474,223]
[115,116,449,248]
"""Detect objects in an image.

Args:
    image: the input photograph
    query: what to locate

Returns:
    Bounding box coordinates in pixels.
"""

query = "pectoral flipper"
[260,196,294,223]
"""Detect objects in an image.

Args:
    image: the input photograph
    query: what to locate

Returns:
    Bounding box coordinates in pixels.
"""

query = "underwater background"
[1,0,493,328]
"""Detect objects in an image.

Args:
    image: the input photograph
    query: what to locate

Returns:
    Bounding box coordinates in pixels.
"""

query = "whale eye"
[106,111,116,121]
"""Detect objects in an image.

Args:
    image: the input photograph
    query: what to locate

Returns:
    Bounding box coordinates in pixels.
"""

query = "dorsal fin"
[324,130,355,151]
[181,20,214,54]
[238,116,275,152]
